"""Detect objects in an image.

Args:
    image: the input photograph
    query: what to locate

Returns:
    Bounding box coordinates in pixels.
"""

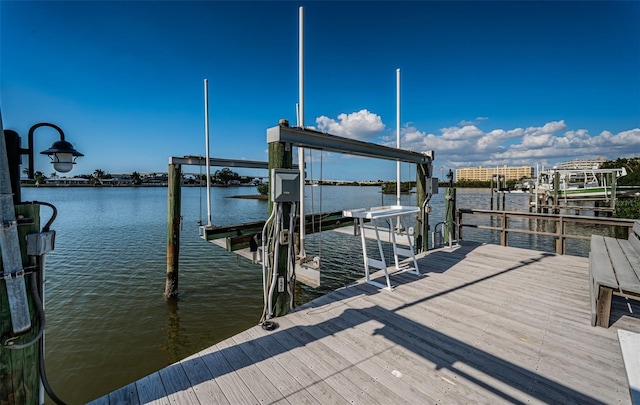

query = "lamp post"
[1,121,81,404]
[4,122,83,204]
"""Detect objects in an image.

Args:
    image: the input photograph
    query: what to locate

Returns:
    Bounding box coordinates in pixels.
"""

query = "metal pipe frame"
[267,125,434,165]
[170,156,269,169]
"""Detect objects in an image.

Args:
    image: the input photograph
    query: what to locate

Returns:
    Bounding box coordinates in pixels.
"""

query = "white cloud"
[459,116,488,126]
[405,121,640,170]
[315,109,385,140]
[440,125,484,140]
[314,110,640,174]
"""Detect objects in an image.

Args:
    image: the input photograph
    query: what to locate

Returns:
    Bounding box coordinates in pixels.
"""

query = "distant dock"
[89,241,639,404]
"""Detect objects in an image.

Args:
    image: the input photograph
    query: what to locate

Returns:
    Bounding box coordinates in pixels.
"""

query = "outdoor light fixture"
[27,122,83,177]
[3,121,83,204]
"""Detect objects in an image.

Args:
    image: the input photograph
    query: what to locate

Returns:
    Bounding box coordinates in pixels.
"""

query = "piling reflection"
[161,298,191,363]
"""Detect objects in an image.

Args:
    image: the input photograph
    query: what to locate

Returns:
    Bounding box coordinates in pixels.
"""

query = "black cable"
[12,201,67,404]
[39,331,66,405]
[2,273,44,349]
[22,200,57,232]
[261,321,279,331]
[1,270,66,403]
[35,254,67,405]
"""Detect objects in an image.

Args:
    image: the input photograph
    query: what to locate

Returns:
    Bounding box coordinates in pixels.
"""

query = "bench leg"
[595,286,613,328]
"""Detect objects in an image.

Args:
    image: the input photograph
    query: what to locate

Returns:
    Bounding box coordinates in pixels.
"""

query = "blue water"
[16,186,590,403]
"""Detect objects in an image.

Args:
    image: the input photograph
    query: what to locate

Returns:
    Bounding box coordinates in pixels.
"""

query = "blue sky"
[2,1,639,181]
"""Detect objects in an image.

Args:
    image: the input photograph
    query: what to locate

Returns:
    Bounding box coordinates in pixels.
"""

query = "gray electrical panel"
[272,169,300,202]
[426,177,439,194]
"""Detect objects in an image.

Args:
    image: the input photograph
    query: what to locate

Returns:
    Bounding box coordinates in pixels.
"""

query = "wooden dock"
[89,241,640,404]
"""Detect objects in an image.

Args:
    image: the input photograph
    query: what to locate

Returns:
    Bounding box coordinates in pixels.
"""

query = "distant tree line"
[25,167,260,187]
[600,157,640,186]
[452,179,522,189]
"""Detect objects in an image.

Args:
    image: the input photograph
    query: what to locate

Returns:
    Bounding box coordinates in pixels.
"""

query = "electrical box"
[427,177,439,194]
[279,230,290,245]
[27,231,56,256]
[272,169,300,202]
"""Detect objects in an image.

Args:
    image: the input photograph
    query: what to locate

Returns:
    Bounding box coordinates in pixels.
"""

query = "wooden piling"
[165,163,181,299]
[0,204,42,405]
[267,126,293,317]
[553,170,560,214]
[444,187,456,243]
[611,172,617,212]
[415,163,430,252]
[490,177,494,210]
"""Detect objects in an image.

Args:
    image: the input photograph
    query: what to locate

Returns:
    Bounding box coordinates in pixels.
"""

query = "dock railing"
[456,208,635,255]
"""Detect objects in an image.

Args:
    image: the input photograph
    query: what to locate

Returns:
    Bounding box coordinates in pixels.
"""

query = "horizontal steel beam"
[267,125,434,164]
[169,156,270,169]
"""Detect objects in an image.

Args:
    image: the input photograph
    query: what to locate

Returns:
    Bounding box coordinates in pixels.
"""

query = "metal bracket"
[2,269,25,280]
[1,219,17,232]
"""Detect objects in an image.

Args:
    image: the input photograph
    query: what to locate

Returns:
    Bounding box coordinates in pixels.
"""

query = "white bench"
[589,221,640,328]
[618,329,640,404]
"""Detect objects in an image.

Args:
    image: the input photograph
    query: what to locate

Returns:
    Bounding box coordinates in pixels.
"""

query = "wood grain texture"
[91,241,640,405]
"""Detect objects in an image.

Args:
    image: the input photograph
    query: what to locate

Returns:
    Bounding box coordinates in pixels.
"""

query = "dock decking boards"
[89,241,640,404]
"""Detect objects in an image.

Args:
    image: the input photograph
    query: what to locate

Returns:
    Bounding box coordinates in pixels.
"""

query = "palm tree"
[131,171,142,185]
[33,171,46,185]
[92,169,106,185]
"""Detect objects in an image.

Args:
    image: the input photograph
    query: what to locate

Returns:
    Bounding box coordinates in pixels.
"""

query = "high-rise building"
[455,165,534,182]
[558,157,606,170]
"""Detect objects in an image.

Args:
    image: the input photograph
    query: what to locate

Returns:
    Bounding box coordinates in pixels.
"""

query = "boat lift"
[265,123,434,299]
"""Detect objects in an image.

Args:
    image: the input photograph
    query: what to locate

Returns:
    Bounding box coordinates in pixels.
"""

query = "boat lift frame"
[267,125,433,164]
[267,124,434,291]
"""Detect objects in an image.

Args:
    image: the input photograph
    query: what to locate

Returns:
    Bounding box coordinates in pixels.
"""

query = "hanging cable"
[259,206,278,323]
[266,204,283,319]
[309,148,315,241]
[198,163,203,225]
[319,151,323,259]
[287,203,296,310]
[3,273,44,349]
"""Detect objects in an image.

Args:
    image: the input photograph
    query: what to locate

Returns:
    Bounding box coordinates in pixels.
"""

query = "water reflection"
[160,298,191,364]
[18,186,621,403]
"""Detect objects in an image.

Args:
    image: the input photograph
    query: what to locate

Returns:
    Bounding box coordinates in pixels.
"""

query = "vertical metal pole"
[297,6,306,259]
[396,69,401,209]
[204,79,212,226]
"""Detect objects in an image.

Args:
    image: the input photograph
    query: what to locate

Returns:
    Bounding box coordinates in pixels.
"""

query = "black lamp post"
[3,122,83,204]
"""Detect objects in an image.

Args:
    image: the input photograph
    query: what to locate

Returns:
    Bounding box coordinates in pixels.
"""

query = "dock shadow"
[609,295,640,329]
[124,302,604,404]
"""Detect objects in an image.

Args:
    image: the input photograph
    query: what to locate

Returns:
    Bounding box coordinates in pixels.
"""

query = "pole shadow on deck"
[106,291,605,404]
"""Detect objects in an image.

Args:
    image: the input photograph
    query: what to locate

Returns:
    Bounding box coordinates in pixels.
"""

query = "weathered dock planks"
[89,241,640,405]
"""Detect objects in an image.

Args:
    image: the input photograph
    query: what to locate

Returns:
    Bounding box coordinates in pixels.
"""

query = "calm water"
[18,186,591,403]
